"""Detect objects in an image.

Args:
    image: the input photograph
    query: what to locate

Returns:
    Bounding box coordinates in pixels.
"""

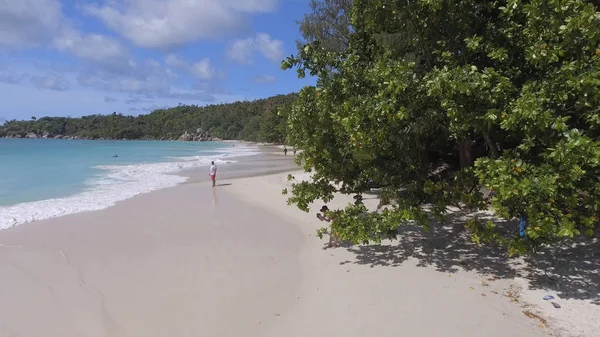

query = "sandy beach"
[0,147,597,337]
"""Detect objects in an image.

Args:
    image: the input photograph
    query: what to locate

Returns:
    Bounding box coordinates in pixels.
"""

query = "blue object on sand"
[519,215,529,237]
[543,295,554,300]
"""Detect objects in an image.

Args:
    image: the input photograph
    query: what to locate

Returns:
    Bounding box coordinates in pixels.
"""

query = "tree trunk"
[458,137,474,168]
[482,129,499,158]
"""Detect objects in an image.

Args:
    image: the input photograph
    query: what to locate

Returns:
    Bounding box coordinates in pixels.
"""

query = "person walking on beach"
[209,161,217,187]
[283,146,288,156]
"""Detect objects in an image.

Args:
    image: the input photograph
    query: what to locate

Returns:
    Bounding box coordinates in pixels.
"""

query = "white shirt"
[209,164,217,175]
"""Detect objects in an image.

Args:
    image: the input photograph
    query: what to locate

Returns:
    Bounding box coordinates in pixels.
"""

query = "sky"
[0,0,316,122]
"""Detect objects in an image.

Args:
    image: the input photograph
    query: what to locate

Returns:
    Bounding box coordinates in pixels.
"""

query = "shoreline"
[0,137,224,142]
[0,174,305,336]
[0,137,286,144]
[0,141,276,230]
[0,146,596,336]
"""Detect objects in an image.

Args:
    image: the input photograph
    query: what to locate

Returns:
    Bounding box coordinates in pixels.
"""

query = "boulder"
[26,132,38,138]
[179,129,213,141]
[179,132,193,141]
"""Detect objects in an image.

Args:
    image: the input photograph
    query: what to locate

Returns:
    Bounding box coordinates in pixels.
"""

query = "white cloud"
[254,33,284,62]
[0,71,29,84]
[83,0,279,50]
[79,71,169,94]
[0,0,130,71]
[191,59,215,80]
[253,75,276,83]
[77,58,172,94]
[0,0,63,49]
[165,53,186,68]
[125,96,153,104]
[31,73,69,91]
[77,57,222,103]
[227,33,284,64]
[227,38,254,64]
[53,28,128,63]
[164,54,215,80]
[0,1,246,116]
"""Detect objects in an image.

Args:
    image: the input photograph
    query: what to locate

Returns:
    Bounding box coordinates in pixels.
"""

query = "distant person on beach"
[293,147,296,156]
[283,146,288,156]
[316,205,340,248]
[209,161,217,187]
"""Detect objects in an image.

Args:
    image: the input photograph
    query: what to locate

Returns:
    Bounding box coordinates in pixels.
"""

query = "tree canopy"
[296,0,354,53]
[0,94,296,142]
[283,0,600,255]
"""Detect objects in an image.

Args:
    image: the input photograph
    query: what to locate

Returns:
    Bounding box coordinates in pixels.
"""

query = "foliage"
[296,0,354,53]
[283,0,600,255]
[259,104,292,143]
[0,94,297,142]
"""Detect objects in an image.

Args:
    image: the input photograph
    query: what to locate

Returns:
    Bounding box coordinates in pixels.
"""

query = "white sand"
[0,156,596,336]
[0,182,304,337]
[228,170,599,337]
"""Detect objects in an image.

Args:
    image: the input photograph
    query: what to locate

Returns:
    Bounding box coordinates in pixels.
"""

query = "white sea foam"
[0,143,259,229]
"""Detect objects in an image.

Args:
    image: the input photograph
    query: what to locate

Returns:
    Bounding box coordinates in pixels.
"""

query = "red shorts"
[210,174,216,180]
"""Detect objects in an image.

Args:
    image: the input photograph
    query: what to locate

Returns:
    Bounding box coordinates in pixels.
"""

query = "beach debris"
[470,287,475,290]
[523,310,547,326]
[481,293,487,297]
[274,313,280,317]
[543,295,554,300]
[504,285,521,303]
[551,302,561,309]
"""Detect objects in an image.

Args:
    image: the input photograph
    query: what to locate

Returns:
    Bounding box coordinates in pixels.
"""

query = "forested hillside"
[0,93,296,142]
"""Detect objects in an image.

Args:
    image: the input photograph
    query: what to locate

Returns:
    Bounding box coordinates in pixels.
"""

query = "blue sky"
[0,0,315,121]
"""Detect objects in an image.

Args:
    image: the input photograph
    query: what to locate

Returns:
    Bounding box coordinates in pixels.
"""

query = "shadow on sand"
[338,213,600,304]
[215,183,232,187]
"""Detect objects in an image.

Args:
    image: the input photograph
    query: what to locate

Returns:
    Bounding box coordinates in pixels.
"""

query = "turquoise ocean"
[0,139,258,229]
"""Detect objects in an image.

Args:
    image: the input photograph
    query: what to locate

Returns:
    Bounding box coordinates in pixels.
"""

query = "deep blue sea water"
[0,139,257,229]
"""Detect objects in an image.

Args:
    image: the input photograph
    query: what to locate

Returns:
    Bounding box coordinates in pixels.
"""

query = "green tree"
[296,0,354,52]
[259,105,290,143]
[283,0,600,255]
